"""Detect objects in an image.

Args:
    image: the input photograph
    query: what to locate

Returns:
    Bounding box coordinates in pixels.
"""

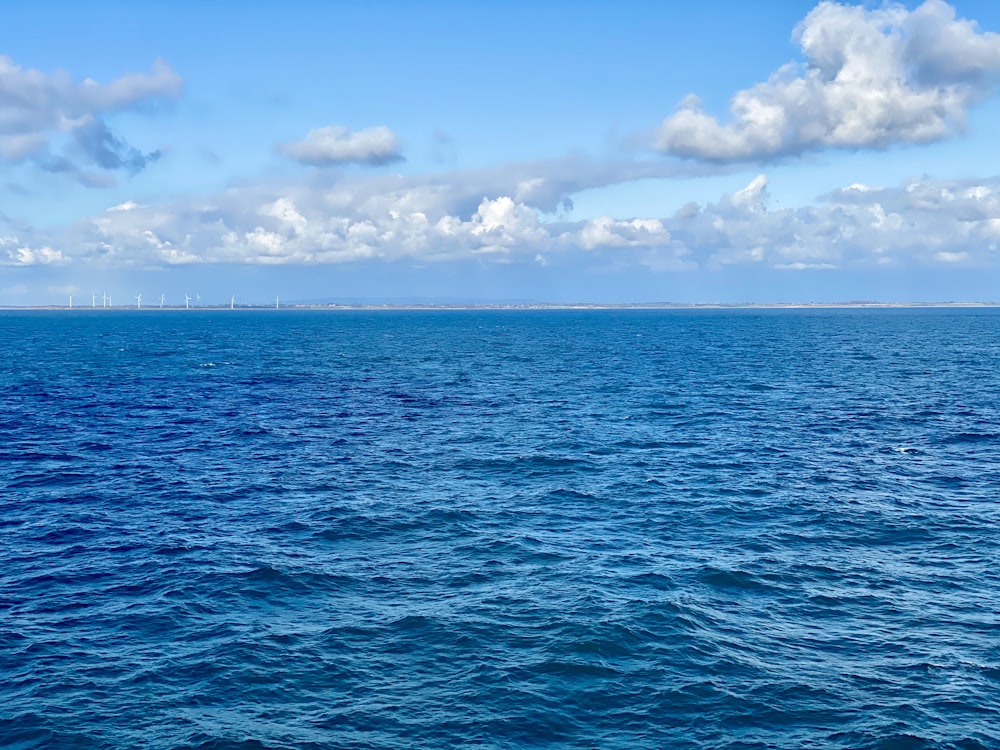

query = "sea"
[2,307,999,749]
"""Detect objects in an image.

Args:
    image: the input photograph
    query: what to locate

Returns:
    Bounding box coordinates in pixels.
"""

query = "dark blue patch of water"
[2,309,999,748]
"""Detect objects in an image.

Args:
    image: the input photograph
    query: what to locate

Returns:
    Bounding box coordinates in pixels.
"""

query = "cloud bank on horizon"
[3,0,1000,303]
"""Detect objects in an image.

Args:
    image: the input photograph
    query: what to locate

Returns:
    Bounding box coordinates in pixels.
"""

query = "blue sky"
[4,0,1000,305]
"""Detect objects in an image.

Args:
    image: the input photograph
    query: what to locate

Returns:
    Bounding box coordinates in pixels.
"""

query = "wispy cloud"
[72,119,161,174]
[656,0,1000,162]
[0,55,180,181]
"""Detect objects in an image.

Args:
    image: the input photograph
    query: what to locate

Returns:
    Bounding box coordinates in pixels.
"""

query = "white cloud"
[260,198,307,234]
[1,236,67,266]
[656,0,1000,162]
[669,173,1000,268]
[10,163,1000,274]
[0,55,180,178]
[775,262,837,270]
[579,217,670,249]
[728,174,769,213]
[0,56,180,138]
[108,200,143,212]
[278,125,403,166]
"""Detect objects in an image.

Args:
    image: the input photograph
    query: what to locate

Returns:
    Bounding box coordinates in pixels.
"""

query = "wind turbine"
[195,292,201,307]
[108,294,112,308]
[102,292,108,308]
[68,295,73,309]
[275,295,279,310]
[135,293,142,310]
[184,294,191,309]
[230,295,235,310]
[160,293,165,308]
[92,293,97,308]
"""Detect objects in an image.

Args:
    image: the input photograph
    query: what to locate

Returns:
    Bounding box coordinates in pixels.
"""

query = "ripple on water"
[2,309,1000,749]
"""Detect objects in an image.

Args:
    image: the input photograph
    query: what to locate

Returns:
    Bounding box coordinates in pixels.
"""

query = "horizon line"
[3,300,1000,311]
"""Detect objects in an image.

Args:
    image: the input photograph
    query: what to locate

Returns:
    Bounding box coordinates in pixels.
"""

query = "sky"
[4,0,1000,305]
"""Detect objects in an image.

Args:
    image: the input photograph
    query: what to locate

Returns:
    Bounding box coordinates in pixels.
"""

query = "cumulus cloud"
[656,0,1000,162]
[0,235,67,266]
[668,173,1000,268]
[437,196,550,257]
[579,217,671,249]
[278,125,403,166]
[0,55,179,179]
[261,197,308,234]
[36,156,714,268]
[9,157,1000,273]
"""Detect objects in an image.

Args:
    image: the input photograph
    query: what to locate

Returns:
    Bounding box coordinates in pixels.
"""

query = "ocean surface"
[2,308,999,749]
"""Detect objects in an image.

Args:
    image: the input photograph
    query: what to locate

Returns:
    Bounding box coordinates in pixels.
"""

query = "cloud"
[336,153,729,219]
[579,217,670,249]
[0,235,67,266]
[436,196,549,257]
[0,133,49,161]
[72,119,161,174]
[667,174,1000,269]
[431,129,458,164]
[198,148,221,165]
[0,55,179,178]
[656,0,1000,162]
[278,125,404,166]
[7,155,693,268]
[108,200,144,212]
[9,152,1000,274]
[0,55,180,137]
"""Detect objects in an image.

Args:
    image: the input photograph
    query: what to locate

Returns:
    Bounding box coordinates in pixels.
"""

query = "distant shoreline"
[3,301,1000,311]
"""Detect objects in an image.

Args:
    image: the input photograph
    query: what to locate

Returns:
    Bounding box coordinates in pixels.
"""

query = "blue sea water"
[2,308,999,749]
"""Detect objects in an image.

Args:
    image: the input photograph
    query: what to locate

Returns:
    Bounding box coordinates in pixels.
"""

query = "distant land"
[4,301,1000,311]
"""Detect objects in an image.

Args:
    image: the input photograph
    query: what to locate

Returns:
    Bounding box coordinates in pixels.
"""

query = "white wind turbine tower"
[135,293,142,310]
[195,292,201,307]
[275,295,279,310]
[92,293,97,308]
[68,295,73,309]
[184,294,191,309]
[230,295,235,310]
[102,292,108,308]
[160,293,165,308]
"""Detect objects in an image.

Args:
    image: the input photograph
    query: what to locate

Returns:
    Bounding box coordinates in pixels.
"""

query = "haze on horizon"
[4,0,1000,306]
